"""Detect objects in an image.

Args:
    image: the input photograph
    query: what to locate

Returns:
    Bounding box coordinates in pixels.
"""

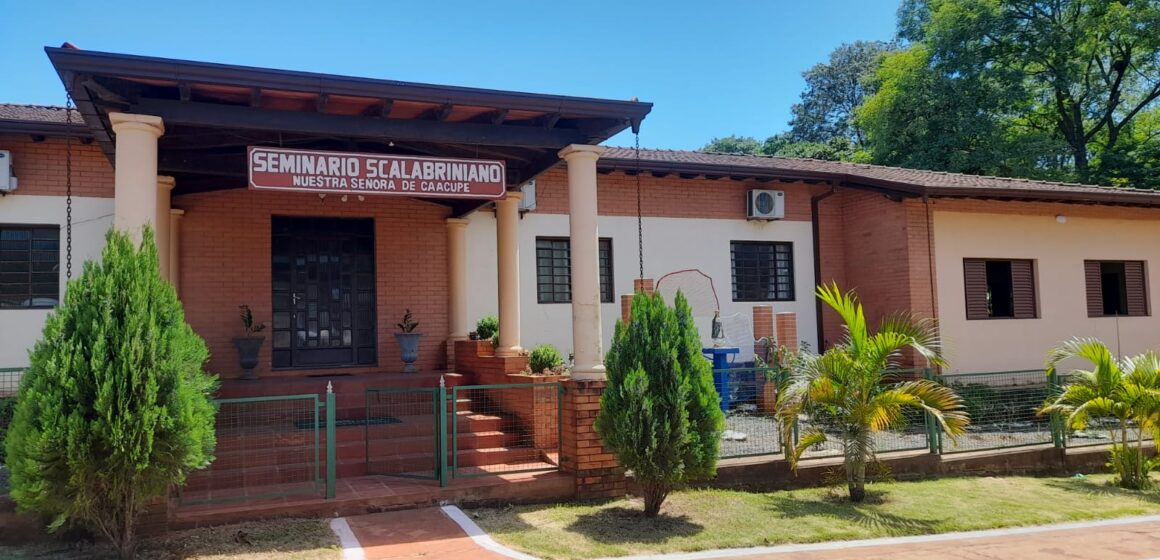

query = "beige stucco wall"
[934,210,1160,373]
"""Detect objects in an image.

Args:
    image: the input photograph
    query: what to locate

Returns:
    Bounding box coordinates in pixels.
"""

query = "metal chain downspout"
[64,94,75,280]
[634,133,644,280]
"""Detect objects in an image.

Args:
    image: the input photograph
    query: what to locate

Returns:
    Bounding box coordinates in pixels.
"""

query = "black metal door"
[271,217,376,369]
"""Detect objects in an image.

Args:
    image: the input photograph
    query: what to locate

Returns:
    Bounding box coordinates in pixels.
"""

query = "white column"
[495,191,523,357]
[559,144,607,380]
[110,113,164,244]
[447,217,470,364]
[155,176,175,279]
[169,209,185,296]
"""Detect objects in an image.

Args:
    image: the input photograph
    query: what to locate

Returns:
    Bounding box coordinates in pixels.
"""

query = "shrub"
[475,315,499,340]
[4,227,218,559]
[528,344,564,374]
[595,291,723,517]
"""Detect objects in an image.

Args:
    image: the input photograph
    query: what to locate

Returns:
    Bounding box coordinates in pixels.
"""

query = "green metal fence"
[365,381,563,486]
[365,386,441,481]
[180,388,336,505]
[0,367,21,497]
[934,369,1058,454]
[452,382,563,479]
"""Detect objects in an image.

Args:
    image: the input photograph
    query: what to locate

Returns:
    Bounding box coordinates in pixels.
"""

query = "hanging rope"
[634,132,644,280]
[64,94,74,280]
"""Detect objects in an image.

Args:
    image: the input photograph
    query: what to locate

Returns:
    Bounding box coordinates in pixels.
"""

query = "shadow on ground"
[1042,477,1160,505]
[764,491,943,535]
[565,506,704,544]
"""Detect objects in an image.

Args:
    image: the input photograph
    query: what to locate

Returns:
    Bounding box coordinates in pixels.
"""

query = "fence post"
[438,375,449,487]
[1048,371,1065,448]
[325,382,336,499]
[923,368,941,454]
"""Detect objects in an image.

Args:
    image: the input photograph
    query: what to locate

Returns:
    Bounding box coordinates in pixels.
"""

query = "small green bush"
[5,227,217,559]
[528,344,564,374]
[595,291,724,517]
[475,315,499,340]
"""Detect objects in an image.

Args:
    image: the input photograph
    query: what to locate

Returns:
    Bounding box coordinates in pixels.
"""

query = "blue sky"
[0,1,898,150]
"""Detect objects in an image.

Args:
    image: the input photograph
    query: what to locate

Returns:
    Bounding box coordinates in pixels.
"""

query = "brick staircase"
[181,373,557,500]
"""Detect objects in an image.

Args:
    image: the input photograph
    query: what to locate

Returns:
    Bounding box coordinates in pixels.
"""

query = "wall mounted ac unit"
[747,189,784,220]
[0,151,15,194]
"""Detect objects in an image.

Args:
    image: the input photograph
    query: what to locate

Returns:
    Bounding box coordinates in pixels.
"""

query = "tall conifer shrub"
[595,291,723,517]
[4,227,217,559]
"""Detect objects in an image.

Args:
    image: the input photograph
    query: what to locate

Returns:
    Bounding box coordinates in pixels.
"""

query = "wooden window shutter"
[963,259,989,320]
[1125,260,1148,317]
[1084,261,1103,317]
[1011,259,1037,319]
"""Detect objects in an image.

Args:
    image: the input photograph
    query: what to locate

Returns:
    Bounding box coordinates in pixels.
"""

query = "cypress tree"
[595,291,724,517]
[4,227,217,559]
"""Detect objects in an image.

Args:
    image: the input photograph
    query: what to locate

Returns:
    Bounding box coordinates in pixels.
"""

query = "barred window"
[0,226,60,309]
[730,241,794,302]
[536,237,613,304]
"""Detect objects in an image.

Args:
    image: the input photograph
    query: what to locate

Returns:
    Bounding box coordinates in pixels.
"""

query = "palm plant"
[1041,338,1160,489]
[777,283,969,502]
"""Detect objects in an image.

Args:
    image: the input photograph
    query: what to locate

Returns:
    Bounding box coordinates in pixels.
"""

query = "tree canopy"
[703,0,1160,188]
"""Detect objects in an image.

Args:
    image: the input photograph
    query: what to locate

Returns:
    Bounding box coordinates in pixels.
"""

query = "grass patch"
[469,475,1160,559]
[0,517,340,559]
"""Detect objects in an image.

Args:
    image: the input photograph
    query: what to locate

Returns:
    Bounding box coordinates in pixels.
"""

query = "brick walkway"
[343,507,511,560]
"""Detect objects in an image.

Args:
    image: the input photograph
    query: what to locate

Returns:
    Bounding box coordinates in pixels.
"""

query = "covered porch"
[47,46,651,515]
[48,45,651,384]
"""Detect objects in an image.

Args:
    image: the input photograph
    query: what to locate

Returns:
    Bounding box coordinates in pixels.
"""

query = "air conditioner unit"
[0,151,15,194]
[747,189,784,220]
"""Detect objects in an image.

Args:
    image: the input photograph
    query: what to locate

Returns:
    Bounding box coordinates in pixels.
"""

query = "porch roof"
[46,44,652,215]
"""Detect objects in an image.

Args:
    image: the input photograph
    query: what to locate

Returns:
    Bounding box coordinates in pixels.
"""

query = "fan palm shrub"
[777,283,968,502]
[1041,338,1160,489]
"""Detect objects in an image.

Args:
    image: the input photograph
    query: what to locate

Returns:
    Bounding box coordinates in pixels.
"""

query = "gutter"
[0,120,91,139]
[810,186,837,350]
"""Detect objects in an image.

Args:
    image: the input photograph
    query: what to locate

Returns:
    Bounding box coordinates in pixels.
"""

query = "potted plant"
[395,309,422,373]
[234,304,266,380]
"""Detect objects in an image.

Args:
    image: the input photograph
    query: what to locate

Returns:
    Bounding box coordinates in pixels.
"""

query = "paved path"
[341,506,514,560]
[336,509,1160,560]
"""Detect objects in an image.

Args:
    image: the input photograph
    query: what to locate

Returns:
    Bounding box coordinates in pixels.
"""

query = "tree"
[4,227,217,559]
[883,0,1160,185]
[701,135,763,155]
[789,41,898,146]
[777,284,968,502]
[595,291,723,517]
[1041,339,1160,489]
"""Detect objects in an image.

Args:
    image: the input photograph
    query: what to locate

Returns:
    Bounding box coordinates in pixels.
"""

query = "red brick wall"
[175,189,451,379]
[532,167,821,221]
[0,135,113,198]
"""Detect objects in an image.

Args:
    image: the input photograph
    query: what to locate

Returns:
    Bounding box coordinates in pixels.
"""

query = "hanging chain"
[64,94,75,280]
[634,132,644,280]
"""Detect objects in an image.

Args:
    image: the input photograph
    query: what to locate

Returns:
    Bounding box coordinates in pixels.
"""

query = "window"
[730,241,794,302]
[1085,260,1148,317]
[963,258,1036,320]
[535,237,614,304]
[0,226,60,309]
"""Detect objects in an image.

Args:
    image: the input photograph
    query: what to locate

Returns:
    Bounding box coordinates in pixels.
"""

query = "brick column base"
[560,379,626,500]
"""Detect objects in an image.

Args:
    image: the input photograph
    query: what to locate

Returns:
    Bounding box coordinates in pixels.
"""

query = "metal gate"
[364,381,562,487]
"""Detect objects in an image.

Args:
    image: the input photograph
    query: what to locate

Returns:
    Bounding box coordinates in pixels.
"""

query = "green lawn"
[0,518,340,560]
[470,475,1160,559]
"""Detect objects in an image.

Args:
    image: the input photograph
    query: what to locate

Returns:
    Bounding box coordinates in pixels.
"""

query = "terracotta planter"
[757,375,778,417]
[233,336,265,380]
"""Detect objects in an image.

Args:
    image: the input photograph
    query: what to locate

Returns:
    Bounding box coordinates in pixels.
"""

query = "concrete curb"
[441,504,540,560]
[328,517,366,560]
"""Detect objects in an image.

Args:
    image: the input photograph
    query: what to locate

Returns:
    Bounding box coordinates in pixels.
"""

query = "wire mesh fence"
[0,367,21,497]
[935,370,1056,453]
[180,394,324,505]
[365,387,440,479]
[717,368,783,458]
[452,383,562,478]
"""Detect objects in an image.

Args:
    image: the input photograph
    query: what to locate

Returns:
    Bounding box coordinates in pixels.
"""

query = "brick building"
[2,46,1160,515]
